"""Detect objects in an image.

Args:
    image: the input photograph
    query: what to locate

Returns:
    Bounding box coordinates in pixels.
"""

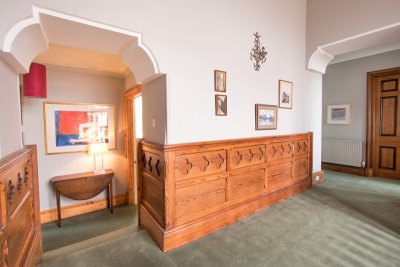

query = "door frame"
[366,67,400,176]
[124,86,142,205]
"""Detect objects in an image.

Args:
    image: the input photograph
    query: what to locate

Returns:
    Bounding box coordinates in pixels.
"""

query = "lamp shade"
[88,143,108,154]
[23,63,47,98]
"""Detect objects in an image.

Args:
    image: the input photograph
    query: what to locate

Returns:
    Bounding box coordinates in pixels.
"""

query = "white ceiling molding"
[308,22,400,73]
[0,5,160,83]
[308,48,334,74]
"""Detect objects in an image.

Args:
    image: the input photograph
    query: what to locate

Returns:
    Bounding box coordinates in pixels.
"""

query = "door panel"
[373,73,400,179]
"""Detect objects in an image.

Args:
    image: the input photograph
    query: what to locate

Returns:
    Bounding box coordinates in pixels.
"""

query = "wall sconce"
[23,63,47,98]
[88,142,108,174]
[250,32,268,71]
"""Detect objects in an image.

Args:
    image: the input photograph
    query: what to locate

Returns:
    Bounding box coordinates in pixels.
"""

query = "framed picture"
[327,104,351,124]
[215,95,227,116]
[44,102,116,154]
[279,80,293,109]
[255,104,277,130]
[214,70,226,92]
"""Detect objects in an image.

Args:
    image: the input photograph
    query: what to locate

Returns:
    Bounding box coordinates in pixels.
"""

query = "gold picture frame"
[255,104,277,130]
[43,102,116,154]
[278,80,293,109]
[214,70,226,92]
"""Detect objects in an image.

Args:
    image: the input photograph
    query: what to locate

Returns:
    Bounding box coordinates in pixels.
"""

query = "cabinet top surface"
[50,169,114,183]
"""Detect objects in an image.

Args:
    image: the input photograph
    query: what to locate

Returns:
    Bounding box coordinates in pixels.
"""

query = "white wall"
[142,75,167,144]
[306,0,400,61]
[0,1,323,175]
[0,58,23,157]
[22,66,125,211]
[322,49,400,159]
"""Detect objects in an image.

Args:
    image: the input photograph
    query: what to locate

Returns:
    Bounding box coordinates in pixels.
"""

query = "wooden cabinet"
[0,146,42,266]
[139,133,312,252]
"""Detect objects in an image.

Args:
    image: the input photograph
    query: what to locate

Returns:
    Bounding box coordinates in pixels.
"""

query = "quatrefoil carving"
[155,159,161,177]
[253,147,264,160]
[198,156,210,172]
[288,144,292,154]
[142,154,147,169]
[148,157,153,172]
[212,154,225,169]
[178,158,193,176]
[280,145,285,156]
[243,149,253,163]
[232,151,243,165]
[271,146,277,157]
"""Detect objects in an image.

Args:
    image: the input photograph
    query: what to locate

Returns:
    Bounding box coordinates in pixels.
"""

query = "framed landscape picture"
[255,104,277,130]
[215,95,227,116]
[278,80,293,109]
[44,102,116,154]
[327,104,351,124]
[214,70,226,92]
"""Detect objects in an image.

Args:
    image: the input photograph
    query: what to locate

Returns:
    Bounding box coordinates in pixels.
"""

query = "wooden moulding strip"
[140,178,311,253]
[40,194,127,224]
[321,162,364,176]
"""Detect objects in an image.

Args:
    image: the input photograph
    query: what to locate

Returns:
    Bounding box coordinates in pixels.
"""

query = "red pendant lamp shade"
[23,63,47,98]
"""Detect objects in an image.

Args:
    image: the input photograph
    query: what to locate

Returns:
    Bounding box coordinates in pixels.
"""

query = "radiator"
[322,139,363,167]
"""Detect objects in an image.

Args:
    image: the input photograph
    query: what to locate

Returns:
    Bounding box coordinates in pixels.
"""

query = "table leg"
[109,181,113,214]
[56,190,61,227]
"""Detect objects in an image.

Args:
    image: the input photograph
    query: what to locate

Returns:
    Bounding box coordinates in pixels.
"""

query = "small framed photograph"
[215,95,227,116]
[255,104,277,130]
[279,80,293,109]
[44,102,116,154]
[214,70,226,92]
[327,104,351,124]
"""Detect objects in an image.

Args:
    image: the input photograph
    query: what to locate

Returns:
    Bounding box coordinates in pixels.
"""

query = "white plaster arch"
[308,22,400,74]
[1,5,159,83]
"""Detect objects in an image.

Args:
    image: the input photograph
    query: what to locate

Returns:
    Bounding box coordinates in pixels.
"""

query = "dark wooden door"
[372,72,400,179]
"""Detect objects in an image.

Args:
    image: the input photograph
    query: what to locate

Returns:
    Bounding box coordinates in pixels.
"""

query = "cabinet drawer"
[268,162,292,192]
[2,156,32,217]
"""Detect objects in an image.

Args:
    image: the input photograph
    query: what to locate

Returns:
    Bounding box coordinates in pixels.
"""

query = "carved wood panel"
[228,168,265,201]
[175,177,226,222]
[293,139,309,157]
[175,150,226,179]
[141,151,164,180]
[228,145,266,170]
[380,96,397,136]
[142,174,165,226]
[293,158,309,181]
[267,142,293,162]
[268,162,292,192]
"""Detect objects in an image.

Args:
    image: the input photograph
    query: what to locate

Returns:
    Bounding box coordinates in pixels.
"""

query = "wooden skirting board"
[40,194,127,224]
[139,132,313,252]
[322,162,364,176]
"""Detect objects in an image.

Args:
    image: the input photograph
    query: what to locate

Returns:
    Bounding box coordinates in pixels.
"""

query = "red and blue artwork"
[55,111,108,147]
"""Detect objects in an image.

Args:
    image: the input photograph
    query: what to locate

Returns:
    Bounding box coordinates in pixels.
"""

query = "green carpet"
[42,205,138,252]
[40,171,400,267]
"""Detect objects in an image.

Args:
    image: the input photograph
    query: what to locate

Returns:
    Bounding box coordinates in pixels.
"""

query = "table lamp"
[88,142,108,174]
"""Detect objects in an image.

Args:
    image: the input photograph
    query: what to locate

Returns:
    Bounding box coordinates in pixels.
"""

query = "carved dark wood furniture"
[50,169,114,227]
[139,133,313,252]
[0,145,42,266]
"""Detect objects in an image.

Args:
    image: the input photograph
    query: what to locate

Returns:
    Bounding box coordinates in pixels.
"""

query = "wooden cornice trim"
[141,132,313,151]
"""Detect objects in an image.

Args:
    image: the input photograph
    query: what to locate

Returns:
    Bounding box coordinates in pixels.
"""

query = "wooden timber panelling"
[139,133,313,252]
[0,145,42,266]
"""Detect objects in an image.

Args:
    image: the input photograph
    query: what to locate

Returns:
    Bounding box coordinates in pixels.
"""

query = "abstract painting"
[44,102,115,154]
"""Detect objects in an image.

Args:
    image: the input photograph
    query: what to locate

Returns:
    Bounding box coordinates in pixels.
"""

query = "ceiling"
[35,43,131,77]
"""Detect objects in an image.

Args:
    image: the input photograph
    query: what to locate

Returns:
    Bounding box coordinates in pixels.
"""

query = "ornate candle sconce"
[250,32,268,71]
